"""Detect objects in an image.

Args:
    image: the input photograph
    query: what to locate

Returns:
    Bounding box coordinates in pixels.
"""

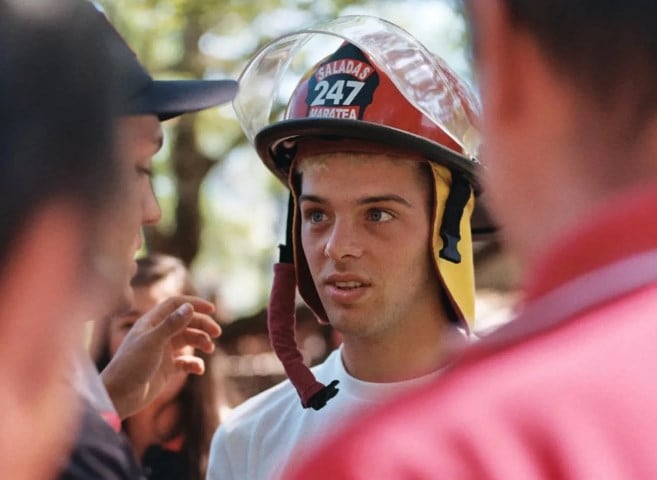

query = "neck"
[340,317,461,383]
[515,107,657,278]
[525,178,657,300]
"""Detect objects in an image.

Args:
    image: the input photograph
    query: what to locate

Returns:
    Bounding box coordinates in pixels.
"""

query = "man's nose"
[324,218,363,260]
[142,187,162,226]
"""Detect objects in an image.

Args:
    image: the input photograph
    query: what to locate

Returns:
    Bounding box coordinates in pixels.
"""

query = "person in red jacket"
[285,1,657,479]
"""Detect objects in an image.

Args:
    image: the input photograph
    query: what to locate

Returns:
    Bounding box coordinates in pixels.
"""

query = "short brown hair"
[469,0,657,129]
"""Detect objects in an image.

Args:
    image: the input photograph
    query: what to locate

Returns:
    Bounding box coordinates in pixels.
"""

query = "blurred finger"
[181,296,215,315]
[186,312,222,338]
[144,295,215,327]
[173,328,215,354]
[174,355,205,375]
[152,302,194,341]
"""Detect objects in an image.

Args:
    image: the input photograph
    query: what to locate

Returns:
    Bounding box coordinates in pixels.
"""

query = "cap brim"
[130,79,238,120]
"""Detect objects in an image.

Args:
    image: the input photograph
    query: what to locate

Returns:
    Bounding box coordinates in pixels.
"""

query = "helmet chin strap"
[439,172,471,264]
[268,193,340,410]
[278,193,295,264]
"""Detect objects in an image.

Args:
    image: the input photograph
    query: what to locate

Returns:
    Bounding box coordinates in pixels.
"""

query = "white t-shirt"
[207,346,442,480]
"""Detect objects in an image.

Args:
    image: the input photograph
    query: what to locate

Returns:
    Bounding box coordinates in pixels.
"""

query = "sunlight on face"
[99,115,164,313]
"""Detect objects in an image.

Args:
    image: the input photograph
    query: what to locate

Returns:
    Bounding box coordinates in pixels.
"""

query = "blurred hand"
[100,295,221,419]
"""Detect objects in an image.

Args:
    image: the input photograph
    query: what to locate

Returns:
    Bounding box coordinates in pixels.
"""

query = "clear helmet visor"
[233,15,481,161]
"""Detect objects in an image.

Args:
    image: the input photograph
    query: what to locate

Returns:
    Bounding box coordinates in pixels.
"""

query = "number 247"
[311,80,365,106]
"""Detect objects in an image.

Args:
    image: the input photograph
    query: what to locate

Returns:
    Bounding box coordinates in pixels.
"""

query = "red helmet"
[257,41,478,192]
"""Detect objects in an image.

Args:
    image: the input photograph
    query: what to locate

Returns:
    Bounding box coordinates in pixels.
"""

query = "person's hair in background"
[490,0,657,152]
[496,0,657,114]
[0,0,124,477]
[92,253,218,480]
[468,0,657,265]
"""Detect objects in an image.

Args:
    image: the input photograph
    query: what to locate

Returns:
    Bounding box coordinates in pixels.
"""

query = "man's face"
[298,153,441,341]
[101,115,163,311]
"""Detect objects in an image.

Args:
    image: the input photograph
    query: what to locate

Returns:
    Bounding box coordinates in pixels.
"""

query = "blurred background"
[96,0,519,415]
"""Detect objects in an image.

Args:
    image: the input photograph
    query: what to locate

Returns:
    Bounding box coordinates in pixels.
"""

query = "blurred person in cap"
[207,16,491,480]
[285,1,657,479]
[0,0,128,477]
[56,1,236,479]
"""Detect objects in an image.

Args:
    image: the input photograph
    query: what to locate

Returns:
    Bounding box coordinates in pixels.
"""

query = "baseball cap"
[87,1,237,120]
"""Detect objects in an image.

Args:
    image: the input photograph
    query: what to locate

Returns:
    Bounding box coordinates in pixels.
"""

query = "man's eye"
[311,211,326,223]
[304,210,327,224]
[366,209,392,222]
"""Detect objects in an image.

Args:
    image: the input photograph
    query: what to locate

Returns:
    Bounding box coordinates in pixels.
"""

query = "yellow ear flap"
[430,163,476,327]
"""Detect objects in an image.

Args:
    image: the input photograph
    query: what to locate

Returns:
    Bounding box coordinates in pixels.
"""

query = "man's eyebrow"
[299,194,326,204]
[298,193,412,207]
[357,194,413,208]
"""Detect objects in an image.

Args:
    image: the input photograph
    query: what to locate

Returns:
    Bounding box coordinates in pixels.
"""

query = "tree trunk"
[144,12,209,265]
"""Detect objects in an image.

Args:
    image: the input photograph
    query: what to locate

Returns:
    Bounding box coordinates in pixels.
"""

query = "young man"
[207,17,490,480]
[286,1,657,478]
[58,2,236,478]
[0,0,127,477]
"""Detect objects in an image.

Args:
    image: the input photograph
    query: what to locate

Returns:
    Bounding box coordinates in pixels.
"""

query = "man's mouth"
[333,281,364,290]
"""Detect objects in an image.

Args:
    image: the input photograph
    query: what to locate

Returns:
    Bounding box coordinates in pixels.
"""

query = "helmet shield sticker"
[233,15,481,159]
[304,43,380,121]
